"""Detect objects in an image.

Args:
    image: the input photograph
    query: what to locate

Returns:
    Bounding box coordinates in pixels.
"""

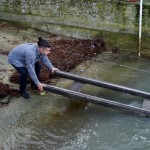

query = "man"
[8,37,58,99]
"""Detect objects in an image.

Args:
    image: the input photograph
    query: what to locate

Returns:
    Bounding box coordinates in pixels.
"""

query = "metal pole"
[54,71,150,100]
[139,0,143,57]
[44,85,150,117]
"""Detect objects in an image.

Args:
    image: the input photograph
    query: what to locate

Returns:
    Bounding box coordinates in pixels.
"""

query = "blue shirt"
[8,43,53,85]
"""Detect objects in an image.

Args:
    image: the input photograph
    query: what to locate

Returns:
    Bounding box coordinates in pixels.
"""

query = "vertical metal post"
[138,0,143,57]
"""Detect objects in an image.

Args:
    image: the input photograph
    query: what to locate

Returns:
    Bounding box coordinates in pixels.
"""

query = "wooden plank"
[142,99,150,110]
[54,71,150,100]
[44,85,150,117]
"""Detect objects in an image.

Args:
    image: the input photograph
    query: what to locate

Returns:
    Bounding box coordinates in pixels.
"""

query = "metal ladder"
[43,71,150,117]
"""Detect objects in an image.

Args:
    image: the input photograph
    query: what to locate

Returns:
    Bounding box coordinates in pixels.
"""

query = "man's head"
[37,37,51,55]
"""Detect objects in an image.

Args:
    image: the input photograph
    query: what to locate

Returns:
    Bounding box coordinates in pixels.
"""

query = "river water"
[1,52,150,150]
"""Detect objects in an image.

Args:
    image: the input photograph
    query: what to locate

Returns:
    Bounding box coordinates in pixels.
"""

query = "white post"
[139,0,143,57]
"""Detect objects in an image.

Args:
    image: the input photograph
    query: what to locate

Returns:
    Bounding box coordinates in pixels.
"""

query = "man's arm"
[27,64,39,85]
[41,55,54,70]
[27,64,45,91]
[41,56,59,74]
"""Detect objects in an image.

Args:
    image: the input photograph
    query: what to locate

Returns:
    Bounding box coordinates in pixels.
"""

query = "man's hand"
[51,67,59,74]
[37,83,46,92]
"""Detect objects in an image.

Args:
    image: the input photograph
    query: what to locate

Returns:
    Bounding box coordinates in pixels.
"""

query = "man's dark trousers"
[12,61,41,94]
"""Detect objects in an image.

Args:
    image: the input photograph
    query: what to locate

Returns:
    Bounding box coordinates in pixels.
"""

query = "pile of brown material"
[0,82,19,107]
[0,38,106,99]
[0,82,19,98]
[0,83,11,98]
[0,50,9,55]
[9,38,106,84]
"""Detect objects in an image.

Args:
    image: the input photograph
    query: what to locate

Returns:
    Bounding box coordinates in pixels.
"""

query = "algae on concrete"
[0,1,150,55]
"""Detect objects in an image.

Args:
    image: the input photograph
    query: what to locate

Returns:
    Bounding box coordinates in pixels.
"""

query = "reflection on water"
[2,53,150,150]
[6,105,150,150]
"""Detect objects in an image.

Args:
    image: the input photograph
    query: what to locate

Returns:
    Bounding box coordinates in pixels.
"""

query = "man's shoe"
[21,92,30,99]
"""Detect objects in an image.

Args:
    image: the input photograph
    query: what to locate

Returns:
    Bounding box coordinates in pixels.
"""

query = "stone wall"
[0,0,150,53]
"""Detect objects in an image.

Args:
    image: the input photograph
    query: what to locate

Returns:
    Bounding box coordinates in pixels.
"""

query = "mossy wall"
[0,0,150,54]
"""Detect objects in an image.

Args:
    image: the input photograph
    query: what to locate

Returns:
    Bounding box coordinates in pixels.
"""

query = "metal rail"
[54,71,150,100]
[44,85,150,117]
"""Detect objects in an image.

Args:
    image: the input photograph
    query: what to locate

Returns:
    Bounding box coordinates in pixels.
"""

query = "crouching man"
[8,37,58,99]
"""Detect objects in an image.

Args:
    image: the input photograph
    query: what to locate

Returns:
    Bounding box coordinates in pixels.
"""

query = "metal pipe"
[139,0,143,57]
[54,71,150,99]
[44,85,150,117]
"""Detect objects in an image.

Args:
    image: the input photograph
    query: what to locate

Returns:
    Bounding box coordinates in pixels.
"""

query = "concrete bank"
[0,34,118,147]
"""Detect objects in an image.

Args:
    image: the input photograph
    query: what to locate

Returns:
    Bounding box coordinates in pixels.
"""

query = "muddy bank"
[0,36,109,100]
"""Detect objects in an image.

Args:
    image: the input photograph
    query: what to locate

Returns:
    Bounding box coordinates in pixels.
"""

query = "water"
[4,105,150,150]
[1,53,150,150]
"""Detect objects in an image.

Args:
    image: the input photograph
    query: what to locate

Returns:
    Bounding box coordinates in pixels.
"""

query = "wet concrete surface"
[0,21,119,149]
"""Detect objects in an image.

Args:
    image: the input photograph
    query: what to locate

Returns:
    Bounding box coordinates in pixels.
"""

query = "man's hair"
[37,37,51,48]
